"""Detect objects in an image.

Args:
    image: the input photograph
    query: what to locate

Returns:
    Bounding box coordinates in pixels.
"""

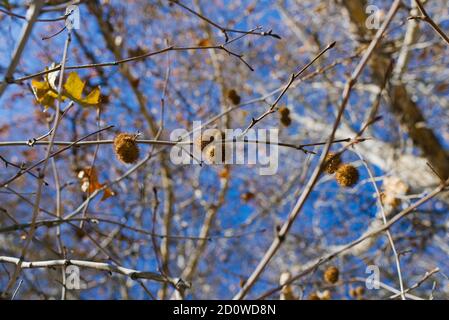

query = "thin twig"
[0,6,70,22]
[240,41,336,135]
[8,42,256,84]
[0,256,175,284]
[1,27,72,296]
[0,126,114,188]
[410,0,449,46]
[168,0,281,42]
[389,268,439,299]
[0,0,45,97]
[356,151,407,300]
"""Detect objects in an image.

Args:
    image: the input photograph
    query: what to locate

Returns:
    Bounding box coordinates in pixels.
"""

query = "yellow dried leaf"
[31,79,48,91]
[39,94,57,110]
[32,71,100,109]
[64,72,85,100]
[83,87,101,105]
[31,79,63,110]
[47,90,60,99]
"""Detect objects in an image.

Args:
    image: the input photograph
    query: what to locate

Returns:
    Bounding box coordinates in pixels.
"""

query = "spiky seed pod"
[280,115,292,127]
[323,152,342,174]
[279,106,290,117]
[308,292,320,300]
[349,286,365,299]
[324,266,339,284]
[355,286,365,297]
[227,89,241,105]
[279,107,292,127]
[113,133,140,164]
[349,288,356,298]
[335,164,359,187]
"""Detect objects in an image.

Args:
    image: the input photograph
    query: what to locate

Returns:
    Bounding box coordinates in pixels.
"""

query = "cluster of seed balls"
[308,266,365,300]
[113,130,227,165]
[113,133,140,164]
[308,266,339,300]
[323,152,359,187]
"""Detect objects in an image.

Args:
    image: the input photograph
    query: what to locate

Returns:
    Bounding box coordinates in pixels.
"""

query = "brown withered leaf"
[78,167,115,201]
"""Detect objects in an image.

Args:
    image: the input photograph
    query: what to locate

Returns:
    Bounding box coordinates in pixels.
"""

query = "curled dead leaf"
[77,167,115,201]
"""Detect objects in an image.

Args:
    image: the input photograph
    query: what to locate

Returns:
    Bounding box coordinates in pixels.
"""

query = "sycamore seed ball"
[324,152,342,174]
[350,286,365,298]
[278,106,290,117]
[114,133,140,164]
[308,292,320,300]
[279,106,292,127]
[335,164,359,187]
[280,115,292,127]
[324,266,339,284]
[355,286,365,297]
[227,89,241,105]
